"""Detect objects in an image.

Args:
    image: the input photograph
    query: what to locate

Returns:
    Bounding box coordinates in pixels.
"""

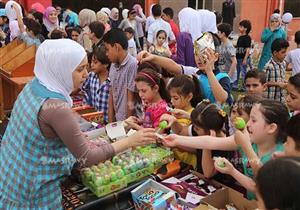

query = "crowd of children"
[1,0,300,209]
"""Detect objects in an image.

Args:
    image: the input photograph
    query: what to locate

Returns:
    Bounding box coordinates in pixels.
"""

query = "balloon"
[282,12,293,24]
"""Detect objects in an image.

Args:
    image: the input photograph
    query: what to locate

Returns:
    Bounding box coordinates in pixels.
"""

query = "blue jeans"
[233,58,252,89]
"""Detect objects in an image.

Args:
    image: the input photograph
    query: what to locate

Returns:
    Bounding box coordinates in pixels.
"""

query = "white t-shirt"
[285,48,300,75]
[147,18,175,48]
[128,38,137,57]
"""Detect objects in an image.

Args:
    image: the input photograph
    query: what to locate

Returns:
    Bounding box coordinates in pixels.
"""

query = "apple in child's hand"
[234,117,246,130]
[214,157,225,168]
[159,120,168,130]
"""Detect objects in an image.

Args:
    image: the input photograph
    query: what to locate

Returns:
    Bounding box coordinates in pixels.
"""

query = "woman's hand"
[161,134,179,148]
[159,113,177,128]
[127,128,156,147]
[214,157,234,175]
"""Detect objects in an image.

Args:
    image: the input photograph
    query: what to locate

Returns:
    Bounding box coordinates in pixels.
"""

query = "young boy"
[81,45,111,124]
[13,3,41,46]
[139,32,232,105]
[234,20,252,91]
[162,7,179,54]
[217,23,237,87]
[0,8,9,46]
[103,29,138,122]
[244,70,267,96]
[147,4,175,49]
[264,38,289,102]
[124,27,137,57]
[285,30,300,75]
[88,21,105,50]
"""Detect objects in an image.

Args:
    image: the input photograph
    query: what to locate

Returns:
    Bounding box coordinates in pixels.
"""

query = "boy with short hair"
[234,20,252,91]
[103,28,138,122]
[285,30,300,75]
[88,21,105,50]
[217,23,237,86]
[244,70,267,96]
[147,4,175,49]
[124,27,137,57]
[162,7,179,55]
[264,38,289,102]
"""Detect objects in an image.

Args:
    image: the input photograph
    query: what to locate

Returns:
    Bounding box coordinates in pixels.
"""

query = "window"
[188,0,212,10]
[284,0,300,17]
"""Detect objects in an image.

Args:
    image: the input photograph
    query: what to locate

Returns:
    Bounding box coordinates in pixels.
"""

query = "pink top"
[144,100,168,128]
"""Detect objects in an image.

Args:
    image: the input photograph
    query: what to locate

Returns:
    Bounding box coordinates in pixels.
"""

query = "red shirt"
[169,20,179,55]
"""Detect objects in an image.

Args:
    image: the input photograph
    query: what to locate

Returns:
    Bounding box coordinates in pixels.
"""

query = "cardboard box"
[161,172,223,208]
[105,121,127,140]
[131,179,177,210]
[200,187,258,210]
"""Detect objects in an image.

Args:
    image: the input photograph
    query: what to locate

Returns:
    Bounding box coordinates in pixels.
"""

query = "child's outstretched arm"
[138,51,182,75]
[214,158,256,192]
[202,150,216,178]
[162,134,237,151]
[201,130,219,178]
[235,130,262,175]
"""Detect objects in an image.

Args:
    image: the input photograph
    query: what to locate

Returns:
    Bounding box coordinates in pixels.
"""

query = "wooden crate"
[0,41,36,119]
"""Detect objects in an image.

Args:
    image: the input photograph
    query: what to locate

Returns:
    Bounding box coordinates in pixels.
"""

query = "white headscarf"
[34,39,86,106]
[79,9,96,27]
[100,7,111,17]
[122,9,129,20]
[5,0,22,21]
[178,7,217,42]
[178,7,200,42]
[5,1,22,40]
[198,9,217,35]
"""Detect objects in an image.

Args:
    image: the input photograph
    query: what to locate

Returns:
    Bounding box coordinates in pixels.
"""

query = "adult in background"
[118,9,141,50]
[0,39,156,209]
[133,4,146,50]
[258,13,286,70]
[97,10,110,33]
[78,9,96,52]
[222,0,235,27]
[110,8,120,29]
[42,6,59,38]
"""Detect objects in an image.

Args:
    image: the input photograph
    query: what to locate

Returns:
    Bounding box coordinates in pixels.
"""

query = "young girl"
[135,68,170,128]
[161,99,289,200]
[286,73,300,115]
[149,30,171,57]
[168,74,203,125]
[191,100,232,181]
[166,75,202,169]
[81,44,111,124]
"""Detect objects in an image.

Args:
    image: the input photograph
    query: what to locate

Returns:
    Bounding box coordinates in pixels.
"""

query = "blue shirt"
[81,72,110,123]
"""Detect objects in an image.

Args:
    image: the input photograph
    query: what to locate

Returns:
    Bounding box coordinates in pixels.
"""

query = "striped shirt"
[109,53,138,121]
[81,72,110,123]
